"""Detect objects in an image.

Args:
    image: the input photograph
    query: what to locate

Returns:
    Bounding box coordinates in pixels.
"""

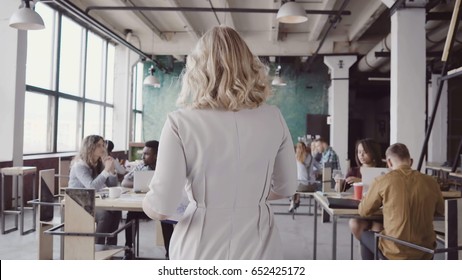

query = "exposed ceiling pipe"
[357,33,391,72]
[375,22,462,73]
[357,2,458,72]
[84,5,352,16]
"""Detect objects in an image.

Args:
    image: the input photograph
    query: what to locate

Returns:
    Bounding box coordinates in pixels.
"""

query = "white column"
[427,74,448,163]
[324,55,357,173]
[390,7,426,167]
[112,45,137,152]
[0,2,26,166]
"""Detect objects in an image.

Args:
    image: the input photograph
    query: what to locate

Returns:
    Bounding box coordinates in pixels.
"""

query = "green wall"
[142,57,329,144]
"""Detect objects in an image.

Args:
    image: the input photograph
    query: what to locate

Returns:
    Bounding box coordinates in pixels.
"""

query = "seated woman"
[341,138,385,240]
[289,142,317,212]
[68,135,121,246]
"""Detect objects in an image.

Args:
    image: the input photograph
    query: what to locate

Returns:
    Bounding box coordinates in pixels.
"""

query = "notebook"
[360,167,389,193]
[133,170,155,193]
[327,197,360,209]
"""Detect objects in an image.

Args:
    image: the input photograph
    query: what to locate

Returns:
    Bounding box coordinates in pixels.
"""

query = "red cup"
[353,183,363,200]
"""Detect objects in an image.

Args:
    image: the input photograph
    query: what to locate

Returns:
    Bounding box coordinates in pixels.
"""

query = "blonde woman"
[289,142,317,212]
[143,26,297,259]
[68,135,121,245]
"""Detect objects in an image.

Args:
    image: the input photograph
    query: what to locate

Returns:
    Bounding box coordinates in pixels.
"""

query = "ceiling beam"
[348,0,387,41]
[167,0,200,40]
[308,0,338,41]
[117,0,166,41]
[84,6,352,16]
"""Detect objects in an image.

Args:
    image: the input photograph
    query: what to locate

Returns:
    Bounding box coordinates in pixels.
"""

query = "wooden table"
[95,191,145,211]
[312,191,460,260]
[426,162,461,175]
[312,192,381,260]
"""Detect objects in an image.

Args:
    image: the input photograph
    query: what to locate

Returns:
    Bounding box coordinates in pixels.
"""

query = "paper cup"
[109,187,122,199]
[353,183,363,200]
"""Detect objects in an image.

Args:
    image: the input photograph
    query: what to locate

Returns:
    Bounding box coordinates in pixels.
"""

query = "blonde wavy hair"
[295,142,308,163]
[177,26,271,110]
[72,135,106,177]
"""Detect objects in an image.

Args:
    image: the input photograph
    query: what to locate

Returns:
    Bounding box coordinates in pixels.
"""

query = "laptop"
[133,170,155,193]
[360,167,389,193]
[327,197,360,209]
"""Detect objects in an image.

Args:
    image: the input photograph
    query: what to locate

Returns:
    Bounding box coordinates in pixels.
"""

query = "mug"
[109,186,123,199]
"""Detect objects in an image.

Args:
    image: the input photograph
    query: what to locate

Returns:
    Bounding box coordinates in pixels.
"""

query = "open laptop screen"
[133,170,155,193]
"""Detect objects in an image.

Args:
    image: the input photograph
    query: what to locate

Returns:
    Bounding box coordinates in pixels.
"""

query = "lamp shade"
[9,6,45,30]
[272,76,287,86]
[276,2,308,24]
[143,75,161,88]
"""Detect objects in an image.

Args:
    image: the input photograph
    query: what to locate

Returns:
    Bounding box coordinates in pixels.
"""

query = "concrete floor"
[0,197,363,260]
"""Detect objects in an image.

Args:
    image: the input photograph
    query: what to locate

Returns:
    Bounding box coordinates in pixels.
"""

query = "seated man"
[313,137,340,175]
[357,143,444,260]
[121,140,174,259]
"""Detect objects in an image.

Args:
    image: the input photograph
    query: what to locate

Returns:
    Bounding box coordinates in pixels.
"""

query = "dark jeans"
[125,212,175,258]
[359,230,387,260]
[95,210,122,245]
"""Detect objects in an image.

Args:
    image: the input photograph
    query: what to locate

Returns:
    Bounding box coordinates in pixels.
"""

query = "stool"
[1,166,37,235]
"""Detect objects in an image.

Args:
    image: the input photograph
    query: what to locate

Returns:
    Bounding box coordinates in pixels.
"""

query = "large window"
[24,3,114,154]
[132,62,144,142]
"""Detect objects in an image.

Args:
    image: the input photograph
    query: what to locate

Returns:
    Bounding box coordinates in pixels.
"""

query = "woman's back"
[150,104,296,259]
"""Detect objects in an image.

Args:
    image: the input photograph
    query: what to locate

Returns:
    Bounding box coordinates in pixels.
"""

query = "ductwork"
[358,2,457,72]
[357,33,391,72]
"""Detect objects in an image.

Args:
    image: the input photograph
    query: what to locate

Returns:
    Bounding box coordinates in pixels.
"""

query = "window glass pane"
[23,92,52,154]
[59,16,83,96]
[85,32,104,101]
[106,44,115,104]
[57,99,80,152]
[26,4,55,90]
[105,107,113,141]
[135,63,143,110]
[84,103,103,137]
[135,113,142,142]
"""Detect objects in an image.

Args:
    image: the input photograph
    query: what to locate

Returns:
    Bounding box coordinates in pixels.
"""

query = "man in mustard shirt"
[358,143,444,259]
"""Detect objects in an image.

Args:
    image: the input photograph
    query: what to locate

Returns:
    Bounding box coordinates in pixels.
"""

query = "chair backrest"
[322,162,333,192]
[58,157,71,194]
[63,188,96,260]
[39,169,55,222]
[445,198,462,260]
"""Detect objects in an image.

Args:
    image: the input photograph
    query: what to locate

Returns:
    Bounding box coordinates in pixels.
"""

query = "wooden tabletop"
[95,191,145,212]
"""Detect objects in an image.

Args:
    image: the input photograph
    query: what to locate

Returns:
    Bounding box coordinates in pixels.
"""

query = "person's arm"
[358,180,383,217]
[72,162,109,191]
[269,110,297,200]
[143,113,187,220]
[120,165,141,188]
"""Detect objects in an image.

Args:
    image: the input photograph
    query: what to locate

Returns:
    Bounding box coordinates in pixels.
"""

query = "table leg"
[19,176,24,235]
[313,199,317,260]
[332,216,337,260]
[350,233,354,260]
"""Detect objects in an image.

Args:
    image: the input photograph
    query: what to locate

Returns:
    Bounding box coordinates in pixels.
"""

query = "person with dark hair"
[342,138,384,191]
[121,140,174,260]
[357,143,444,259]
[142,26,296,259]
[338,138,385,240]
[314,138,340,171]
[68,135,121,245]
[105,140,127,175]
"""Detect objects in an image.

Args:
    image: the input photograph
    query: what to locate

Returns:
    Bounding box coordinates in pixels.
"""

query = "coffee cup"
[353,183,363,200]
[109,186,123,199]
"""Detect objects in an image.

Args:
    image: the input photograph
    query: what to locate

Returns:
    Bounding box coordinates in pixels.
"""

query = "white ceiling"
[50,0,459,63]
